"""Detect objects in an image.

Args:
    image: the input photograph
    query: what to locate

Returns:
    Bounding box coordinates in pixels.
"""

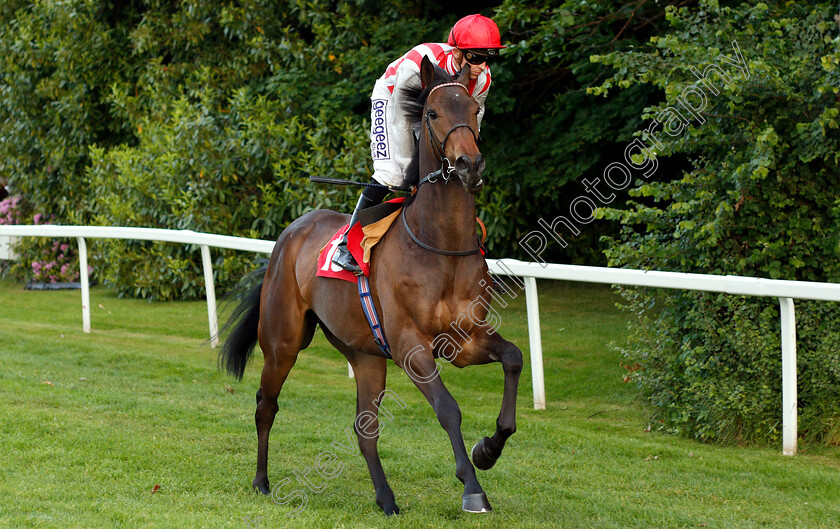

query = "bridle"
[417,82,479,187]
[403,81,483,257]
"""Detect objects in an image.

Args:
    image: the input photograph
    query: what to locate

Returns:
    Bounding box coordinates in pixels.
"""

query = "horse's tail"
[218,263,266,381]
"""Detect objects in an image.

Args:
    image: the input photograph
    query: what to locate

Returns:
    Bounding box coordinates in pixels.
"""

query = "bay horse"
[220,56,523,515]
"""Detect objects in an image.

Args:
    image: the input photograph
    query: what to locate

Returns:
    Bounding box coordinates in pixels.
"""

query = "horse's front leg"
[398,336,492,513]
[455,333,523,470]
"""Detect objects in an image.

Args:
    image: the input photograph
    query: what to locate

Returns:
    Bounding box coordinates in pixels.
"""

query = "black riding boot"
[332,183,389,274]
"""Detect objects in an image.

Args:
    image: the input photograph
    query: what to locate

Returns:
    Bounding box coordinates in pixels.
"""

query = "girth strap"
[357,275,392,359]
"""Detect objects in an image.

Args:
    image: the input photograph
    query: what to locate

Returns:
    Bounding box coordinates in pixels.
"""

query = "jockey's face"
[453,49,485,80]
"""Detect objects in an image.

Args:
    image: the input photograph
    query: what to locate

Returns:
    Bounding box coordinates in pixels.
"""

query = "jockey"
[332,14,505,274]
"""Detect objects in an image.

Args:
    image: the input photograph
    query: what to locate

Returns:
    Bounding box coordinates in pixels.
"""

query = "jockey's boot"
[332,186,386,274]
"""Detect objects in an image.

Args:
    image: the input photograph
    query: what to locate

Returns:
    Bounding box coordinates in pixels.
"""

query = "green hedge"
[0,0,690,298]
[599,1,840,444]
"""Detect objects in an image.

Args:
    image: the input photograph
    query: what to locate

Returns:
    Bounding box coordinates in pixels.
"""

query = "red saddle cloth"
[316,197,408,283]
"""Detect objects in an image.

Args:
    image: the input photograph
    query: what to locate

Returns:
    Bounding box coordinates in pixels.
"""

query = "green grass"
[0,277,838,528]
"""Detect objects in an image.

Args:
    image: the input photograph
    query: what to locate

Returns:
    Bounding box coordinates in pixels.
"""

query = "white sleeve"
[475,90,487,129]
[472,67,492,130]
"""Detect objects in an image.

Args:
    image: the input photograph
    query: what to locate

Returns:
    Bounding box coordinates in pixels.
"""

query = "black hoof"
[462,492,492,513]
[471,437,499,470]
[252,477,271,495]
[377,493,400,516]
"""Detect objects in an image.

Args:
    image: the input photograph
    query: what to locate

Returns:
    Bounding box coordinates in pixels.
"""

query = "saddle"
[316,197,408,283]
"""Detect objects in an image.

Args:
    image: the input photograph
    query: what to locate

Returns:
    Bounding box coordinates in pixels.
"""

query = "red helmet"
[447,14,505,50]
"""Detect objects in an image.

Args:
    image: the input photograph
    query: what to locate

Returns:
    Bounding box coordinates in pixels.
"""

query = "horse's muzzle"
[454,154,486,194]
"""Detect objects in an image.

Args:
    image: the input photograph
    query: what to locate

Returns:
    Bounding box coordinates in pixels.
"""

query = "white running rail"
[2,224,838,456]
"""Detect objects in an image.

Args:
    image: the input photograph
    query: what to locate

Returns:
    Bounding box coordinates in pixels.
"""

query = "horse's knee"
[434,396,462,430]
[501,344,523,376]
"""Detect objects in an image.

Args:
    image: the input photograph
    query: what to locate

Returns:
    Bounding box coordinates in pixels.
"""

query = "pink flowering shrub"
[28,240,80,283]
[0,194,22,224]
[0,195,81,283]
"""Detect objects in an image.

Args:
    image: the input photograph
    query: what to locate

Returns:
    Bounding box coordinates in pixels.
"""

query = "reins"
[400,208,483,256]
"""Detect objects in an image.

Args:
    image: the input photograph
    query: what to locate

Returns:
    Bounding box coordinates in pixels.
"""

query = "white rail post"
[779,297,797,455]
[77,237,91,334]
[524,276,546,410]
[200,245,219,348]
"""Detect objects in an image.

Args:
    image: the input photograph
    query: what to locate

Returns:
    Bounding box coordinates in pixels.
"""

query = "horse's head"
[419,56,486,194]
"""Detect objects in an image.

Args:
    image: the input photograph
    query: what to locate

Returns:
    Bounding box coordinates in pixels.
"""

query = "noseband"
[403,81,483,257]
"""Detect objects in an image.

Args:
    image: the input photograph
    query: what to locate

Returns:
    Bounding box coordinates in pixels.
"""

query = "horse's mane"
[399,63,457,187]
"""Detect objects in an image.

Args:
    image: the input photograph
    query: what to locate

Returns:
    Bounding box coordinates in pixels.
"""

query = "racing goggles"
[462,48,499,65]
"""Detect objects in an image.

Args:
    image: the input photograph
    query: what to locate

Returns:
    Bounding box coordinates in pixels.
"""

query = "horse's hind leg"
[252,353,297,494]
[321,328,399,515]
[349,353,399,515]
[252,306,316,495]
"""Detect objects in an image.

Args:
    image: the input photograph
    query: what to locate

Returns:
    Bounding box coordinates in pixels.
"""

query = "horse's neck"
[408,170,477,251]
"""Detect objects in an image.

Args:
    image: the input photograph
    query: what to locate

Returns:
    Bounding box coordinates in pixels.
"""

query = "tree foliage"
[0,0,690,298]
[1,0,447,298]
[484,0,682,260]
[596,1,840,444]
[0,0,135,223]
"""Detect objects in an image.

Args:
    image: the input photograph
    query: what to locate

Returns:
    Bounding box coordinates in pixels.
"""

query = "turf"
[0,277,838,528]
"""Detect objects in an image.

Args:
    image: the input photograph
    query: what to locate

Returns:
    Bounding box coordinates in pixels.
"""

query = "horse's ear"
[420,55,436,88]
[455,64,470,86]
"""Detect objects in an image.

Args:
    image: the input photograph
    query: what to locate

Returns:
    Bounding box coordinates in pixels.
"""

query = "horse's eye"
[427,109,438,119]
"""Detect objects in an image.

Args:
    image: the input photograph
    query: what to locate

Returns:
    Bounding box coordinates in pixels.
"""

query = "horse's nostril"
[455,155,471,173]
[475,154,486,174]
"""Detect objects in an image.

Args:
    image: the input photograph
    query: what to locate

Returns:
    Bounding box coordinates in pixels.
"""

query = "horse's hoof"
[462,492,492,513]
[377,495,400,516]
[252,477,271,495]
[471,437,499,471]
